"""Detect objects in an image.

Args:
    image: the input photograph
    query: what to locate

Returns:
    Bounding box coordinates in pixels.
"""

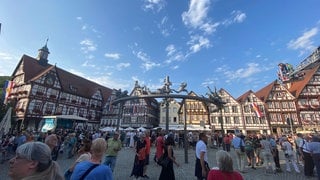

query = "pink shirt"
[207,169,243,180]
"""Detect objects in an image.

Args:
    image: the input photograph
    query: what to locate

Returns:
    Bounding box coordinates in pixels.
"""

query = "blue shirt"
[232,136,244,148]
[308,141,320,154]
[71,161,113,180]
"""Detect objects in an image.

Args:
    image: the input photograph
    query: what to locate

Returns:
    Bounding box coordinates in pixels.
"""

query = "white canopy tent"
[99,126,114,132]
[124,127,135,131]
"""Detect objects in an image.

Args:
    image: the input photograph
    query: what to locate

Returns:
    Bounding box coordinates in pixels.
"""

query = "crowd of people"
[0,128,320,180]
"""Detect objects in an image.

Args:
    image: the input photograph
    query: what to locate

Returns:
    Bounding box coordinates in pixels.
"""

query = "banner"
[251,103,262,118]
[2,80,15,104]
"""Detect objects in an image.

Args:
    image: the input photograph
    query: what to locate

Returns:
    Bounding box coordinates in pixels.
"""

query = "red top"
[155,136,164,159]
[207,169,243,180]
[145,137,151,155]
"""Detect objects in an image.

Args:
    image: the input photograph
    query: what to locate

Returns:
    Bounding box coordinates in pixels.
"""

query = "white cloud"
[143,0,166,12]
[76,17,82,21]
[287,27,318,52]
[81,60,96,68]
[116,63,130,70]
[88,74,131,90]
[104,53,121,60]
[216,63,263,81]
[68,69,87,78]
[158,16,173,37]
[222,10,247,26]
[134,51,160,71]
[182,0,210,29]
[187,35,210,53]
[166,44,176,56]
[165,44,185,64]
[80,39,97,53]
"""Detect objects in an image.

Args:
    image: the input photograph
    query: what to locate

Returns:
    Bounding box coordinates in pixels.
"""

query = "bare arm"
[167,145,179,167]
[200,151,207,177]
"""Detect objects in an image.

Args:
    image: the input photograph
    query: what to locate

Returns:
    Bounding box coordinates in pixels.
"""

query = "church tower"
[37,39,50,66]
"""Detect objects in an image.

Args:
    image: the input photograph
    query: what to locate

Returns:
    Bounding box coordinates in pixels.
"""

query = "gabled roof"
[13,54,112,102]
[220,88,236,100]
[288,65,319,97]
[255,80,277,102]
[236,90,254,102]
[12,55,52,81]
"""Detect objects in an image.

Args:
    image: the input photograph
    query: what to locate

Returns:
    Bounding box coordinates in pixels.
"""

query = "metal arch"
[111,94,220,105]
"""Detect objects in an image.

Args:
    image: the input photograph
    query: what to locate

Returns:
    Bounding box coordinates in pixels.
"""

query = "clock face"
[45,75,55,86]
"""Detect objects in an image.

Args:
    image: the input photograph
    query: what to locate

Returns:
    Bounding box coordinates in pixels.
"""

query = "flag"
[251,103,262,118]
[2,80,15,104]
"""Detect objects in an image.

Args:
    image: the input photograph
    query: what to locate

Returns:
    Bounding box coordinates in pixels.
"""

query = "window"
[244,105,250,113]
[225,117,231,124]
[173,117,177,123]
[69,108,74,115]
[232,106,238,113]
[224,106,229,113]
[234,116,240,124]
[245,116,252,124]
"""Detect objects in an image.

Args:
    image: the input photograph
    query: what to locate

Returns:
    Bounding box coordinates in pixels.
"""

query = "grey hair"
[216,150,234,172]
[16,142,64,180]
[16,141,52,172]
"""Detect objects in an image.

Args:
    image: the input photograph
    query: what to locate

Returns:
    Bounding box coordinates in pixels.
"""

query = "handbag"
[157,154,170,168]
[239,139,245,152]
[64,169,72,180]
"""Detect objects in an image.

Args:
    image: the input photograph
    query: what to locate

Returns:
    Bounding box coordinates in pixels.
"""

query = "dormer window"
[69,84,77,92]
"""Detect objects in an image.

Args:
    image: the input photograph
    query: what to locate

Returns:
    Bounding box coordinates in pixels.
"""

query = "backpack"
[245,140,253,151]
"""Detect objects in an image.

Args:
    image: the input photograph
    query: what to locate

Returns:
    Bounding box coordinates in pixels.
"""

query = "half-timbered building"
[8,43,112,130]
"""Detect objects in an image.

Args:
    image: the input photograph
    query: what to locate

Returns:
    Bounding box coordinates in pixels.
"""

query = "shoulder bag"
[79,164,99,180]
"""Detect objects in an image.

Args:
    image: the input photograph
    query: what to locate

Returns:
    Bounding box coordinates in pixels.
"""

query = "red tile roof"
[288,65,319,97]
[14,54,112,102]
[254,80,277,102]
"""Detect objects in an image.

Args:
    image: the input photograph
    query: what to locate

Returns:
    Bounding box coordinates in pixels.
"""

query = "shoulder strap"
[79,164,99,180]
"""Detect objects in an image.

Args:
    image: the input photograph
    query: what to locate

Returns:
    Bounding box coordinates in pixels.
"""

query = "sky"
[1,0,320,98]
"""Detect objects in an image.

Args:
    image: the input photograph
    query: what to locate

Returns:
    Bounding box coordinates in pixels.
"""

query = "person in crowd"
[143,131,151,178]
[155,131,165,162]
[244,135,256,170]
[129,131,135,148]
[104,131,122,172]
[131,133,147,179]
[45,134,59,161]
[269,135,282,172]
[223,134,231,152]
[8,141,64,180]
[67,133,77,159]
[282,137,300,173]
[71,138,113,180]
[17,131,26,148]
[260,135,276,173]
[207,150,244,180]
[253,134,263,166]
[232,133,246,173]
[65,138,92,180]
[159,135,179,180]
[299,135,315,177]
[295,133,304,165]
[195,132,209,180]
[307,135,320,180]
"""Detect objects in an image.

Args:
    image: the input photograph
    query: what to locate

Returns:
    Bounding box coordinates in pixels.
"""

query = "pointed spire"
[37,39,50,66]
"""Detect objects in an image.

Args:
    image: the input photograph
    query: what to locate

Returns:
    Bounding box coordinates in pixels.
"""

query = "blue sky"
[1,0,320,98]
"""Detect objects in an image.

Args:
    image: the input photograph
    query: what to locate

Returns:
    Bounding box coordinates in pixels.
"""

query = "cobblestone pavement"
[1,146,318,180]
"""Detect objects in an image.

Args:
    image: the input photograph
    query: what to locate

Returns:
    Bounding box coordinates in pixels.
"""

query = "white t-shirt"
[196,140,208,162]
